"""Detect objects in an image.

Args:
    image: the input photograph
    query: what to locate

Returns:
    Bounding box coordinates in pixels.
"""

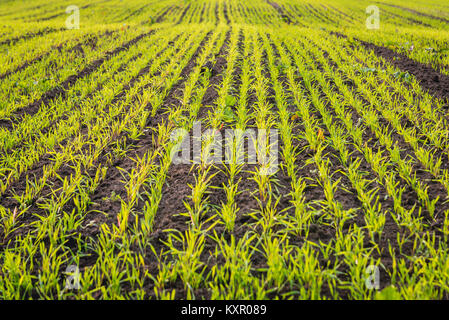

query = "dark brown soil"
[306,4,333,25]
[331,31,449,104]
[281,4,306,27]
[288,34,449,293]
[176,4,191,25]
[199,3,206,23]
[302,3,327,24]
[0,27,64,46]
[0,31,154,131]
[0,46,60,80]
[0,33,188,244]
[0,3,44,17]
[37,4,91,21]
[4,5,449,298]
[324,4,354,23]
[144,32,231,299]
[381,7,432,27]
[266,0,292,24]
[308,35,449,215]
[120,3,150,22]
[81,31,215,239]
[155,5,174,23]
[223,2,230,24]
[3,54,146,161]
[378,2,449,24]
[0,31,110,81]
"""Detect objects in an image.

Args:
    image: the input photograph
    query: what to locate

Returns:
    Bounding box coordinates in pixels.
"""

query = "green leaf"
[223,107,234,122]
[225,95,237,107]
[375,286,401,300]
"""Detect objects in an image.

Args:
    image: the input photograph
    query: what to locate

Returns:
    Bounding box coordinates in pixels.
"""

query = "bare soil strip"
[331,32,449,104]
[215,2,219,25]
[81,31,215,239]
[282,4,307,27]
[0,3,45,17]
[0,45,64,80]
[151,33,230,234]
[223,2,231,24]
[176,4,191,25]
[324,4,354,22]
[308,39,449,289]
[0,27,64,46]
[301,4,326,23]
[378,2,449,24]
[34,0,113,22]
[199,3,206,23]
[0,31,155,130]
[306,4,333,24]
[381,7,432,27]
[147,31,231,300]
[266,0,292,24]
[37,4,91,21]
[361,41,449,103]
[155,5,175,23]
[316,36,449,215]
[0,31,112,81]
[0,33,193,245]
[120,3,151,22]
[0,32,180,186]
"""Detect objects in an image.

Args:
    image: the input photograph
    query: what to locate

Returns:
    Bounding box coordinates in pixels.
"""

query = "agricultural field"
[0,0,449,301]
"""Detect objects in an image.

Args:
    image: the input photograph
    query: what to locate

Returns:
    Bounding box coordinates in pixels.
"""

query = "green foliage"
[0,0,448,301]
